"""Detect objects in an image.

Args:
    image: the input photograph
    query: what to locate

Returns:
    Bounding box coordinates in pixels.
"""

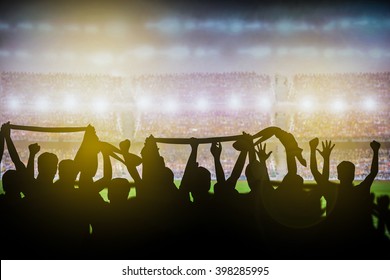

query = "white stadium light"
[136,96,151,110]
[164,98,179,113]
[196,98,209,111]
[8,98,20,110]
[35,98,49,112]
[259,97,271,110]
[301,98,314,111]
[363,97,376,110]
[64,95,78,111]
[228,96,241,109]
[331,99,346,112]
[93,98,108,112]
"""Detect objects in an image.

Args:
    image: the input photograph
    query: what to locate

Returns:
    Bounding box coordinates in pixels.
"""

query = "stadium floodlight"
[228,96,241,109]
[164,99,179,113]
[136,96,151,110]
[35,98,49,112]
[331,99,346,112]
[363,97,376,110]
[63,95,78,111]
[196,98,209,111]
[92,98,108,112]
[301,98,314,111]
[8,98,20,110]
[259,97,272,110]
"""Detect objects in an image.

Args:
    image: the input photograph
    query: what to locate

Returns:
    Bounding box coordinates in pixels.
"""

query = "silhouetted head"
[337,161,355,184]
[191,166,211,201]
[281,173,304,190]
[58,159,78,183]
[2,169,23,198]
[245,161,263,191]
[108,178,131,205]
[37,152,58,182]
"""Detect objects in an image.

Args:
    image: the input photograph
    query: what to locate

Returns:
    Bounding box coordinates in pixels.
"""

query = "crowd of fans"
[0,124,389,260]
[291,111,390,141]
[290,72,390,102]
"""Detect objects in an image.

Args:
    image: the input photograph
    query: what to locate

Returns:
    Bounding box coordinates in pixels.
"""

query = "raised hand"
[255,143,272,161]
[28,143,41,155]
[189,137,199,150]
[233,131,253,151]
[317,140,335,159]
[370,140,380,152]
[309,137,319,150]
[1,122,11,138]
[210,142,222,159]
[119,139,131,153]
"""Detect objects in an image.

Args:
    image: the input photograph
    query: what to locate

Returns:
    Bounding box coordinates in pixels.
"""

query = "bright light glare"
[93,98,108,112]
[63,95,78,111]
[259,97,272,110]
[196,98,209,111]
[363,98,376,110]
[301,98,314,111]
[8,98,20,110]
[137,96,151,110]
[331,99,346,112]
[228,96,241,109]
[35,98,49,111]
[164,99,179,112]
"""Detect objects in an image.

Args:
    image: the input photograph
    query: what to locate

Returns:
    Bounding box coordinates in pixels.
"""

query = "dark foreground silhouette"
[0,123,389,260]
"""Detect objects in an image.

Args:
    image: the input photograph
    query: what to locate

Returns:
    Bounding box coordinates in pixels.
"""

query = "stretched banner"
[154,135,242,144]
[8,124,125,164]
[9,124,87,133]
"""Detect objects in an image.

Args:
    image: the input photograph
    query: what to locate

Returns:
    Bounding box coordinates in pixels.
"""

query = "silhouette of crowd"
[1,123,389,260]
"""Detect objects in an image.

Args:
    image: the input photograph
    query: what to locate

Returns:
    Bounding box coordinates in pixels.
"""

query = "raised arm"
[255,143,272,182]
[179,139,199,199]
[309,137,328,185]
[120,139,142,185]
[27,143,41,179]
[95,143,113,191]
[210,142,225,184]
[1,122,25,170]
[360,140,380,188]
[227,133,251,184]
[317,140,335,181]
